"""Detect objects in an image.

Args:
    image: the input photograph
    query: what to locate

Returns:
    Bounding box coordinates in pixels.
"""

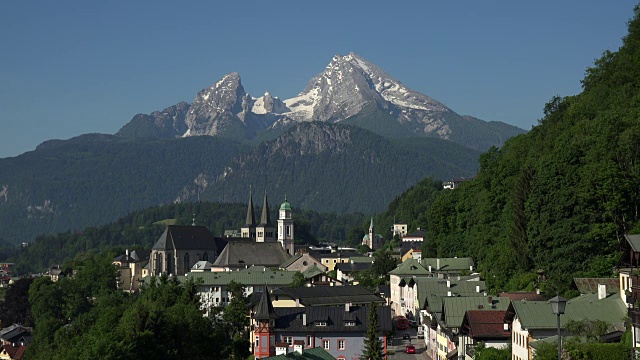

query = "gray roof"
[625,234,640,252]
[389,258,430,276]
[255,288,278,320]
[261,347,336,360]
[272,285,385,306]
[413,277,487,311]
[280,254,303,269]
[420,257,474,272]
[272,305,392,333]
[213,240,291,268]
[572,278,619,294]
[151,225,219,251]
[335,262,372,273]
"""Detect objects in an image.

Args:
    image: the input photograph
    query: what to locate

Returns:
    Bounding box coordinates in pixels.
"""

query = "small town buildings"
[250,290,392,360]
[392,223,408,238]
[459,310,510,359]
[46,265,65,282]
[420,257,475,278]
[262,346,336,360]
[504,293,626,360]
[280,253,326,273]
[150,225,226,276]
[113,249,150,292]
[571,277,619,295]
[301,266,344,287]
[361,217,383,250]
[335,261,372,284]
[212,241,291,271]
[270,285,385,308]
[315,251,361,272]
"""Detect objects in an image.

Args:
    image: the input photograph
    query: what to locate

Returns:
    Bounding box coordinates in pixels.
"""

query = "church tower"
[256,191,276,242]
[241,189,257,239]
[278,196,295,255]
[253,289,276,358]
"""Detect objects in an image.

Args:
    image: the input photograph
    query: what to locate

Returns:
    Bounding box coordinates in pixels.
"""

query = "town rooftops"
[442,296,509,328]
[402,230,425,239]
[152,225,220,251]
[273,305,392,333]
[460,310,510,340]
[504,293,626,330]
[335,262,372,273]
[389,258,430,276]
[413,277,487,312]
[213,240,291,268]
[261,347,336,360]
[572,278,619,295]
[185,268,297,286]
[280,254,303,269]
[420,257,474,273]
[272,285,385,306]
[498,292,546,302]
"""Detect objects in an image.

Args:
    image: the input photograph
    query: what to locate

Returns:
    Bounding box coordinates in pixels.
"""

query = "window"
[284,336,293,346]
[325,260,329,263]
[306,335,312,347]
[184,253,190,271]
[344,321,356,326]
[338,339,345,350]
[333,259,337,263]
[323,340,330,350]
[316,321,327,327]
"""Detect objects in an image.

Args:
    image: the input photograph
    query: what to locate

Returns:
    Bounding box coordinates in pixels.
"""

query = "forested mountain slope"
[424,6,640,292]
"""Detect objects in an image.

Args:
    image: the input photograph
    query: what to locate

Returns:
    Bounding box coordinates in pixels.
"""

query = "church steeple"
[259,191,272,227]
[246,188,256,226]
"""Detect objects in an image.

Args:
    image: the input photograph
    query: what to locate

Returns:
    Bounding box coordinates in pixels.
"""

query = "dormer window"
[316,321,327,327]
[344,321,356,326]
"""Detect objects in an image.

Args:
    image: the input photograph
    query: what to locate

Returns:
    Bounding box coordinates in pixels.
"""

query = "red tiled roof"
[463,310,510,339]
[13,346,26,360]
[498,292,545,301]
[2,344,27,360]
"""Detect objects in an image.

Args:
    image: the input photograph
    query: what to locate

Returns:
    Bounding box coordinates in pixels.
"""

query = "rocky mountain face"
[117,53,525,150]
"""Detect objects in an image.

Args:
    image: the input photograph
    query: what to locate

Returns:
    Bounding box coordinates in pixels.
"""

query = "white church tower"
[278,196,295,255]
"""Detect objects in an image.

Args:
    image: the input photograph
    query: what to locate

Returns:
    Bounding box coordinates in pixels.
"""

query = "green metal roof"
[510,293,627,330]
[348,256,375,263]
[413,277,487,311]
[302,265,324,279]
[420,257,474,272]
[262,347,336,360]
[442,296,509,328]
[280,254,303,269]
[280,200,292,211]
[389,258,430,276]
[185,269,297,286]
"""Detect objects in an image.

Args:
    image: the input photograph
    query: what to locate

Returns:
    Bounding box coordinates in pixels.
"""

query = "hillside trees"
[426,5,640,293]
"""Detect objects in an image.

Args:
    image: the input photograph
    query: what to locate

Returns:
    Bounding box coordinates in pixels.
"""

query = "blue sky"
[0,1,636,158]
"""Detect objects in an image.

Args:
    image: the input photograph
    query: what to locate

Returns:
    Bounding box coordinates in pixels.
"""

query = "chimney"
[345,303,351,312]
[447,291,452,297]
[303,313,307,326]
[446,280,451,288]
[503,323,509,331]
[598,284,607,300]
[470,265,473,272]
[295,298,300,307]
[436,258,440,270]
[428,265,432,272]
[275,343,288,356]
[293,341,304,354]
[126,249,129,257]
[476,285,480,293]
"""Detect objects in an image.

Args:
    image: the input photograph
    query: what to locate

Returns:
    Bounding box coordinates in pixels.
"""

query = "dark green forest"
[419,5,640,293]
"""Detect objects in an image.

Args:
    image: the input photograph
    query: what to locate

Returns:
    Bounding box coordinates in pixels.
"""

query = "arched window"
[184,253,190,272]
[156,253,163,273]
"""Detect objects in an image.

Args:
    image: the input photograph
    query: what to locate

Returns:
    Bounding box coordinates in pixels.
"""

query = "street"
[387,327,431,360]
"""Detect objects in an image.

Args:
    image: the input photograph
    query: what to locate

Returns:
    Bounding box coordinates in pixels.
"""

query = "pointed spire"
[370,216,374,229]
[245,187,256,226]
[254,285,277,320]
[259,190,272,226]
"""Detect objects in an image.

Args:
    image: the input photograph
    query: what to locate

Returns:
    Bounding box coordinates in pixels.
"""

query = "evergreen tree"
[361,302,384,360]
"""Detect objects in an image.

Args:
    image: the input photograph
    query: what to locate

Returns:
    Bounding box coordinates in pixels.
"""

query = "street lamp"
[549,295,567,360]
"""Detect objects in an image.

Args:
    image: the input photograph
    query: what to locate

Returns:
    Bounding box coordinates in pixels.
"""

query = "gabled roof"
[625,234,640,252]
[261,347,337,360]
[1,344,27,360]
[403,230,425,239]
[442,296,509,328]
[505,293,627,330]
[273,305,392,333]
[389,258,430,276]
[213,241,291,268]
[0,325,30,343]
[191,261,212,270]
[572,278,619,294]
[272,285,385,306]
[420,257,474,272]
[461,310,510,339]
[302,265,324,279]
[317,251,360,259]
[151,225,219,251]
[348,256,374,263]
[400,242,423,257]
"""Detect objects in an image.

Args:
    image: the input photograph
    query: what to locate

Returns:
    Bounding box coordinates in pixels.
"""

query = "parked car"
[417,330,424,339]
[405,344,416,354]
[403,333,411,340]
